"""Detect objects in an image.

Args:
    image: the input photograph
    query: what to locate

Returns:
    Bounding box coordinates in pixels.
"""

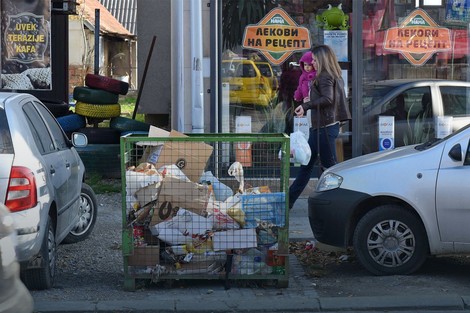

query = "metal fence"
[120,132,290,290]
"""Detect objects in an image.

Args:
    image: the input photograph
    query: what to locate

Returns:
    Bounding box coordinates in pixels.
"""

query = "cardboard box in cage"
[212,228,257,251]
[139,126,213,182]
[128,246,160,267]
[149,177,210,226]
[240,192,286,228]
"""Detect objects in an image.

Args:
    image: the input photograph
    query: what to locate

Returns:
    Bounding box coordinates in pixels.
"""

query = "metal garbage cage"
[120,131,290,291]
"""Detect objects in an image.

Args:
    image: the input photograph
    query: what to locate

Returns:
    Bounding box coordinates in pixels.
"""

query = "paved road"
[31,192,470,313]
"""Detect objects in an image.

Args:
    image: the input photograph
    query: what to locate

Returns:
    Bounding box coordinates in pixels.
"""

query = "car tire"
[56,113,87,132]
[85,73,129,95]
[73,86,120,104]
[77,127,121,144]
[21,216,56,290]
[63,183,98,244]
[109,116,151,133]
[353,204,428,275]
[42,100,71,118]
[75,101,121,118]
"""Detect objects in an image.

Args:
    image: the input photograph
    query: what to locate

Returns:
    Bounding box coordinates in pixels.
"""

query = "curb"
[33,294,469,313]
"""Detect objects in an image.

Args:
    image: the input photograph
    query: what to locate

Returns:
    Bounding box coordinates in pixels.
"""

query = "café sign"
[384,9,451,66]
[242,8,311,65]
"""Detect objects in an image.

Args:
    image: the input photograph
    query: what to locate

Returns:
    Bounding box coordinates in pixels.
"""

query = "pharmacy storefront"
[214,0,470,161]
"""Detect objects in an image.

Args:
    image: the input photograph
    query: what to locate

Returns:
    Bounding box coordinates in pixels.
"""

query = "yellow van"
[222,59,274,107]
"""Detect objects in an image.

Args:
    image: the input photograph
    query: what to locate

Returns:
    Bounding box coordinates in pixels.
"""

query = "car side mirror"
[448,144,462,162]
[71,132,88,147]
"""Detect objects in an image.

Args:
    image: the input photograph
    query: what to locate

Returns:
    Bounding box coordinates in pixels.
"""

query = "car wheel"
[353,204,428,275]
[21,217,56,290]
[63,183,98,244]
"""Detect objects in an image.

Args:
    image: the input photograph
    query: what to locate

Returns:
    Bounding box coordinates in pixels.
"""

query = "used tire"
[42,100,71,118]
[353,204,428,275]
[73,86,119,104]
[77,127,121,144]
[85,73,129,95]
[56,113,86,132]
[75,101,121,118]
[110,116,151,132]
[21,216,56,290]
[63,183,98,244]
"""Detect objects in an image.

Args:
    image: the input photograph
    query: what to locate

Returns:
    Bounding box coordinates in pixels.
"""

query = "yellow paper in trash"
[227,206,245,228]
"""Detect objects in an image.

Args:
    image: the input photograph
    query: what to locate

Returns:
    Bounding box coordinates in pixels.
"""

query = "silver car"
[0,93,97,290]
[362,79,470,154]
[309,123,470,275]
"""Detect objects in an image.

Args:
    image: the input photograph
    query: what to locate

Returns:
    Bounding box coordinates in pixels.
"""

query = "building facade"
[137,0,470,160]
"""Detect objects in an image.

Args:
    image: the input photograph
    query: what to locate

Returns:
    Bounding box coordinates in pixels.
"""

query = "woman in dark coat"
[289,45,351,209]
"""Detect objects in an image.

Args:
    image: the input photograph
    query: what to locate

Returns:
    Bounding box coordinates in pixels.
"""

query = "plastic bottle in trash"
[200,171,233,202]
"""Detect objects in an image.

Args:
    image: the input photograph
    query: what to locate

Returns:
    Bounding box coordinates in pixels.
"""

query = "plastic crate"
[240,192,286,228]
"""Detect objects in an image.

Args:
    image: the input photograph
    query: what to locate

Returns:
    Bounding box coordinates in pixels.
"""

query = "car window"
[441,86,470,117]
[257,63,272,77]
[363,85,395,111]
[236,64,256,77]
[0,108,13,154]
[380,87,432,121]
[34,101,69,150]
[465,140,470,166]
[23,102,55,154]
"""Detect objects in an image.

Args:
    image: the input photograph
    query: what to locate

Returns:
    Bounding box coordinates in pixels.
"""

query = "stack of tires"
[56,74,151,178]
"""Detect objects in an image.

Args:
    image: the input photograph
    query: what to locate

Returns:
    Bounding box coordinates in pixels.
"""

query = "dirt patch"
[290,240,470,298]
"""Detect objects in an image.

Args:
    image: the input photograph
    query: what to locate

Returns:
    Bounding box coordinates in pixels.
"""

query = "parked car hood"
[322,143,444,194]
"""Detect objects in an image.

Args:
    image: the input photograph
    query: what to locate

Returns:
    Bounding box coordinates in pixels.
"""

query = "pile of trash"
[123,128,288,282]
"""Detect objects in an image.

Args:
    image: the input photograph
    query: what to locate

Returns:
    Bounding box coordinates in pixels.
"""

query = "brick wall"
[69,65,88,95]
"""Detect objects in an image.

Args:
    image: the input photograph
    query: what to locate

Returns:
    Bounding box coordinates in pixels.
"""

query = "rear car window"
[0,108,13,154]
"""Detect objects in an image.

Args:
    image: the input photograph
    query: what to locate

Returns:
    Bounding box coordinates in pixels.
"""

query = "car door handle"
[50,167,56,174]
[65,162,70,168]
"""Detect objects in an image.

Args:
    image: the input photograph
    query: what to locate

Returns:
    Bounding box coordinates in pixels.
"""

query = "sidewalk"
[32,190,470,313]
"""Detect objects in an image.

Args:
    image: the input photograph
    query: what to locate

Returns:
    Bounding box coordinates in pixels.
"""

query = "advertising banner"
[383,8,451,66]
[1,0,51,90]
[235,116,252,167]
[378,116,394,151]
[324,30,348,62]
[435,116,453,138]
[242,8,311,65]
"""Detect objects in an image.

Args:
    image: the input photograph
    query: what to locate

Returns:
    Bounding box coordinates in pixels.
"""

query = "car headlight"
[316,173,343,191]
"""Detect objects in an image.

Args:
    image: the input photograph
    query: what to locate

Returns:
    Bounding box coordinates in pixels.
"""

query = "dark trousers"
[288,123,340,208]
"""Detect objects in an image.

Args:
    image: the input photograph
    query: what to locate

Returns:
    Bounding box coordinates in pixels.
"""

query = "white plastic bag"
[293,116,310,140]
[290,131,311,165]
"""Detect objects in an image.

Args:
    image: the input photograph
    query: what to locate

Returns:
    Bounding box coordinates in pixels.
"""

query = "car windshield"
[415,123,470,151]
[0,109,13,154]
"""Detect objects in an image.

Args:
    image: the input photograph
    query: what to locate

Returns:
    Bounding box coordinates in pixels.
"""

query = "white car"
[361,79,470,154]
[308,123,470,275]
[0,92,97,290]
